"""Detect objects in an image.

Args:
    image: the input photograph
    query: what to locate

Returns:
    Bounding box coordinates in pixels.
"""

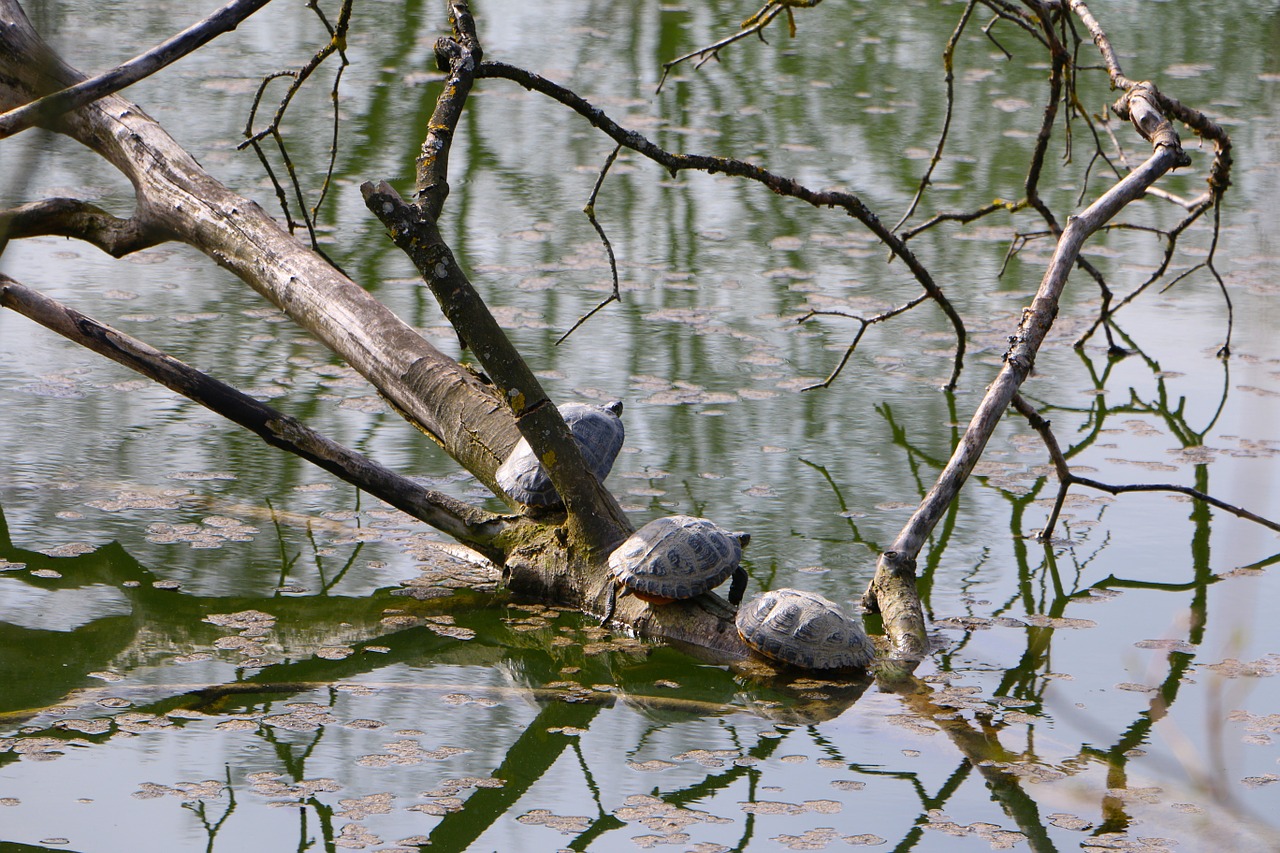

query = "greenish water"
[3,0,1280,849]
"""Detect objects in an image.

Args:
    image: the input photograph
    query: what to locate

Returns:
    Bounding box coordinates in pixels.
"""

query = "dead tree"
[0,0,742,660]
[0,0,1256,669]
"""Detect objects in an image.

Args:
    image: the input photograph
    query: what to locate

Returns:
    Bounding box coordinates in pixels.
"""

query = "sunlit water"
[3,0,1280,850]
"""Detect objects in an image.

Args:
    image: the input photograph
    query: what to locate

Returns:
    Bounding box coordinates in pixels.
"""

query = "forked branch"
[237,0,353,252]
[797,294,930,391]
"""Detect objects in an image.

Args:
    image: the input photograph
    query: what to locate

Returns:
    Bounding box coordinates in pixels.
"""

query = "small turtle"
[601,515,750,624]
[496,401,624,507]
[735,588,873,670]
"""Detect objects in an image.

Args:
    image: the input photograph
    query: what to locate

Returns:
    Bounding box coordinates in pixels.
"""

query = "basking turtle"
[601,515,750,624]
[496,401,624,507]
[735,588,873,670]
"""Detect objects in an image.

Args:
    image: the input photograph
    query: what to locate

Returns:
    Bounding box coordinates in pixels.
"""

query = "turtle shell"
[608,515,748,601]
[735,588,873,670]
[496,401,624,506]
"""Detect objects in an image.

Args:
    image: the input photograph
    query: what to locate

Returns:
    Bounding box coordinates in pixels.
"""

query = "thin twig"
[656,0,823,93]
[895,0,979,232]
[798,294,930,391]
[557,144,623,345]
[477,60,968,390]
[237,0,352,256]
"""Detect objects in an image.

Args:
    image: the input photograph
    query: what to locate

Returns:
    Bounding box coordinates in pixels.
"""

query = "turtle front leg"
[600,582,618,626]
[728,567,748,607]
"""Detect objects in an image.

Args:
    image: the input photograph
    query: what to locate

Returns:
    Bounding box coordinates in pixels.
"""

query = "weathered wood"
[0,0,520,496]
[0,0,753,661]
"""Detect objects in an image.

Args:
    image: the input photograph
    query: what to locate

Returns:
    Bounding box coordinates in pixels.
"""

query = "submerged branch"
[0,275,507,556]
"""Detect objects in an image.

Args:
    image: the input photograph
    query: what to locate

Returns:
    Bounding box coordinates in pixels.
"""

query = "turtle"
[601,515,750,624]
[496,401,624,507]
[735,588,874,670]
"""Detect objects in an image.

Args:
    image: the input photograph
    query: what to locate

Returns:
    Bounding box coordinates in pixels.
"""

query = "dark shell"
[735,588,873,670]
[496,401,624,506]
[608,515,749,600]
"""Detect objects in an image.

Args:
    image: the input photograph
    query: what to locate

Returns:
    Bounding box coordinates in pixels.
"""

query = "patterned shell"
[735,588,874,670]
[608,515,745,599]
[496,401,624,506]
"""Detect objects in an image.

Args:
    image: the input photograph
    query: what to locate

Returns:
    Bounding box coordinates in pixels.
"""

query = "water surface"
[3,0,1280,849]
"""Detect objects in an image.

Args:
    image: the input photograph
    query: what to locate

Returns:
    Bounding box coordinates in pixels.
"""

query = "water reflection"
[2,490,1278,848]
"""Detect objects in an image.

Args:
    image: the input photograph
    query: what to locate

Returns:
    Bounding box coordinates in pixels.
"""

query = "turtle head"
[735,532,751,550]
[604,400,624,417]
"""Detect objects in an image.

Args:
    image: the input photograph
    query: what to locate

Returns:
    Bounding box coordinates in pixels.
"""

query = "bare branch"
[797,294,930,391]
[361,180,631,554]
[477,60,969,390]
[557,144,623,346]
[900,199,1022,242]
[895,0,979,232]
[237,0,352,255]
[0,275,507,556]
[1011,394,1280,539]
[0,0,273,139]
[0,197,167,257]
[656,4,787,93]
[864,135,1189,660]
[0,5,522,495]
[412,0,482,221]
[656,0,828,93]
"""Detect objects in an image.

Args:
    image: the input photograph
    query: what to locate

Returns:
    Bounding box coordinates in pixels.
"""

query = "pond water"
[3,0,1280,850]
